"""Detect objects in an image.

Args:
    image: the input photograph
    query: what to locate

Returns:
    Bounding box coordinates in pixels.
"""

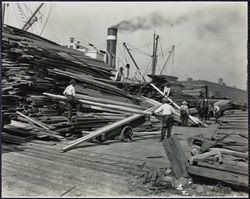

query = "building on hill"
[180,78,247,103]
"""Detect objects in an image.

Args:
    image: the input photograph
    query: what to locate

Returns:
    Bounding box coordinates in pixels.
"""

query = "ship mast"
[151,31,159,75]
[2,3,7,24]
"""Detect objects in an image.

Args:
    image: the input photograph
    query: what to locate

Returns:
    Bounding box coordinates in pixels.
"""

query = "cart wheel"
[120,126,133,142]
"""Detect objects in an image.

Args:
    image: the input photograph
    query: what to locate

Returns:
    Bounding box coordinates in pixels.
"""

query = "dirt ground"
[2,124,248,197]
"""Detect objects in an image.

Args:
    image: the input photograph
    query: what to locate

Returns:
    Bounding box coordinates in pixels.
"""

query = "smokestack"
[106,27,118,68]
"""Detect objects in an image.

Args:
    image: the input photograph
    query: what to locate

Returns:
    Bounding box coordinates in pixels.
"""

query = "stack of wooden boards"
[187,110,248,189]
[218,109,248,131]
[1,25,160,141]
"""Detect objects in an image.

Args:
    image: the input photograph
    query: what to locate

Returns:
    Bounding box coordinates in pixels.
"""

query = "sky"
[3,1,248,90]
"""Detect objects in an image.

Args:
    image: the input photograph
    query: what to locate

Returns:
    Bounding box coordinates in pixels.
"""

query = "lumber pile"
[2,25,153,143]
[218,110,248,130]
[186,110,248,189]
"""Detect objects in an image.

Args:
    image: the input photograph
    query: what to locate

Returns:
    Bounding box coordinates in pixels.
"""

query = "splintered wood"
[187,110,248,189]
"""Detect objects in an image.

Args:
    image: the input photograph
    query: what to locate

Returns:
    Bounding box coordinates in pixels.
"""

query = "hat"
[162,97,170,103]
[182,101,187,105]
[70,79,76,84]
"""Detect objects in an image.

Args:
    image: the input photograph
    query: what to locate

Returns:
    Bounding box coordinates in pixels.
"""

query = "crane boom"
[22,3,44,31]
[123,43,146,83]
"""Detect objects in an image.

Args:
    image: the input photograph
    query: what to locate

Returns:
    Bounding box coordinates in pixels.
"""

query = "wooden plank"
[162,136,190,178]
[16,111,50,131]
[43,93,151,115]
[62,106,159,152]
[197,162,248,176]
[188,165,248,188]
[209,148,248,159]
[15,112,63,140]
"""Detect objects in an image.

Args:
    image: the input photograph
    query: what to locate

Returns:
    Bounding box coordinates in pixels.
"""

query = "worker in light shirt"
[115,67,124,82]
[153,97,175,141]
[213,105,220,123]
[63,79,80,122]
[163,83,171,97]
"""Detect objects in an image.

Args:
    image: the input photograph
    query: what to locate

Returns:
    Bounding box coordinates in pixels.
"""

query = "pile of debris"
[187,109,248,190]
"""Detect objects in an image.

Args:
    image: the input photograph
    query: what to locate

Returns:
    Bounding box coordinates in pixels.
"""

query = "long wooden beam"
[17,111,50,131]
[61,105,159,152]
[16,111,63,139]
[43,93,151,115]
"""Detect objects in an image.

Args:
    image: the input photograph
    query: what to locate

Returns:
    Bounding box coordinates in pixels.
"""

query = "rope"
[123,45,128,63]
[170,47,175,75]
[130,48,152,57]
[126,42,152,57]
[23,3,33,15]
[16,3,27,24]
[12,5,22,28]
[143,57,153,76]
[40,4,54,36]
[159,39,165,59]
[156,45,172,57]
[127,41,153,51]
[118,45,127,65]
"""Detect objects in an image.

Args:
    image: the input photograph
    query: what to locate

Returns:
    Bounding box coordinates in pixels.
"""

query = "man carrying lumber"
[63,79,81,122]
[153,98,175,141]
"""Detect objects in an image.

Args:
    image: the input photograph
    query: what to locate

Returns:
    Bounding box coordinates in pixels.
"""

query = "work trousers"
[161,115,174,141]
[180,113,189,127]
[66,95,80,121]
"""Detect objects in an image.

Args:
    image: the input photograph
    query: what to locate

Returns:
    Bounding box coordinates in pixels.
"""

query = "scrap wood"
[188,165,248,188]
[189,150,222,164]
[196,161,248,176]
[199,131,237,153]
[162,136,190,178]
[208,148,248,159]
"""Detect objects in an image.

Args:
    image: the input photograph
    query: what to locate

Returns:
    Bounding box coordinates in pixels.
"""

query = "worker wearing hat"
[115,67,124,82]
[153,97,175,141]
[163,83,171,97]
[180,101,189,127]
[63,79,81,122]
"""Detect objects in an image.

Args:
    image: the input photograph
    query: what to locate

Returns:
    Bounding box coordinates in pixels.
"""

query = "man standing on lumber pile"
[180,101,189,127]
[115,67,124,82]
[153,98,175,142]
[163,82,171,97]
[63,79,81,122]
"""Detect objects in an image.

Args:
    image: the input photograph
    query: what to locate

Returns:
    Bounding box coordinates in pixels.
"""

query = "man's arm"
[154,105,163,114]
[63,86,68,95]
[72,86,76,97]
[114,71,118,81]
[120,74,124,82]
